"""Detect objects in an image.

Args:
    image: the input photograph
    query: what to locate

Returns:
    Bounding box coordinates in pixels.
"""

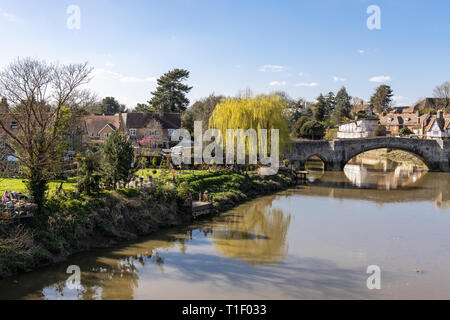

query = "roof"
[424,114,450,133]
[379,112,428,127]
[125,113,181,129]
[414,98,447,110]
[392,106,415,114]
[81,114,121,135]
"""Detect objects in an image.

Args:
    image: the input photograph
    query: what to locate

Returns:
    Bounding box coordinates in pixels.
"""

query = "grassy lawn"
[0,178,77,195]
[0,169,218,195]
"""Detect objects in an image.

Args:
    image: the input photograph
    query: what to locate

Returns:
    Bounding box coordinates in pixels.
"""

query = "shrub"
[300,120,325,140]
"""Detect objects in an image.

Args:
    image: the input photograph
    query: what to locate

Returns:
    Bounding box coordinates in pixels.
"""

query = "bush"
[300,120,325,140]
[291,116,311,138]
[399,127,413,136]
[324,128,338,140]
[152,157,158,167]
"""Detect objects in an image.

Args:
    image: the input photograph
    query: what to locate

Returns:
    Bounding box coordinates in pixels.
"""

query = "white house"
[337,119,381,139]
[425,111,450,139]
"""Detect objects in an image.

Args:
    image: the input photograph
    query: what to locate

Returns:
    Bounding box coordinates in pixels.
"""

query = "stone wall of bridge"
[286,138,450,172]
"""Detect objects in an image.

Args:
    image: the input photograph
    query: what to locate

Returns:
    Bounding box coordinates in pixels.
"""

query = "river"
[1,159,449,300]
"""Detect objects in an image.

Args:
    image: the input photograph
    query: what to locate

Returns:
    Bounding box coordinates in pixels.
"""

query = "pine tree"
[313,94,327,122]
[333,86,352,124]
[149,69,193,113]
[101,131,136,189]
[370,85,393,113]
[325,92,336,116]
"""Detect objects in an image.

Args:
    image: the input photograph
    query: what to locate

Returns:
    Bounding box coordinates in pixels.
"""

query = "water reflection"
[212,199,292,265]
[1,161,450,299]
[344,158,427,190]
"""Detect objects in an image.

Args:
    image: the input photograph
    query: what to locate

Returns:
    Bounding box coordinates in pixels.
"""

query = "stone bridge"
[286,137,450,172]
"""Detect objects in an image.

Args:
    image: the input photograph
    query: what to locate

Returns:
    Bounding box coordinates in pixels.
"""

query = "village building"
[424,110,450,139]
[350,102,374,116]
[337,118,382,139]
[379,112,431,137]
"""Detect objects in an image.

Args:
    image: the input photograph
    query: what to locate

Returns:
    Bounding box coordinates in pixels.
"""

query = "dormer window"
[129,129,137,137]
[388,118,393,122]
[10,121,18,129]
[405,118,411,122]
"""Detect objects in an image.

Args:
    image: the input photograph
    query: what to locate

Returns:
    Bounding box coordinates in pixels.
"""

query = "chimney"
[438,110,444,119]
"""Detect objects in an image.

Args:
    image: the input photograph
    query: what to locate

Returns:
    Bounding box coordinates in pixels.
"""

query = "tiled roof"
[81,114,121,136]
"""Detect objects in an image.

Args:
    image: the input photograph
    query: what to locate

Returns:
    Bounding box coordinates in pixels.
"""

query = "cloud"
[392,95,410,106]
[92,68,156,83]
[295,82,319,87]
[105,61,115,67]
[333,76,346,82]
[259,65,285,72]
[369,75,391,83]
[0,8,21,23]
[357,49,365,54]
[269,81,286,87]
[298,72,304,77]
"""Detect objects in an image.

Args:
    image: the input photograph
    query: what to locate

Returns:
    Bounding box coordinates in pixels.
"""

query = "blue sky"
[0,0,449,108]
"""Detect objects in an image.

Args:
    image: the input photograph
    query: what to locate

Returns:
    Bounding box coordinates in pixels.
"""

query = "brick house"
[379,112,431,136]
[76,112,181,150]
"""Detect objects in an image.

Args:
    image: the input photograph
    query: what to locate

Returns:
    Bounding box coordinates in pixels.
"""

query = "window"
[168,129,174,137]
[10,121,18,129]
[89,132,94,137]
[129,129,137,136]
[104,132,110,138]
[149,130,157,136]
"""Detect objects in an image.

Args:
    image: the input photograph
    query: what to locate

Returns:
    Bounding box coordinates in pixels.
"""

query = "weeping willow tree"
[209,94,290,163]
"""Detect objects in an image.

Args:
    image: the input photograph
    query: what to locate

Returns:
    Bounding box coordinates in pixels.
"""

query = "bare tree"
[433,81,450,110]
[0,58,93,210]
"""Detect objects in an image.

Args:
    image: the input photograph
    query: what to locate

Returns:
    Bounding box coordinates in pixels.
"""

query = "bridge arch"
[342,146,431,171]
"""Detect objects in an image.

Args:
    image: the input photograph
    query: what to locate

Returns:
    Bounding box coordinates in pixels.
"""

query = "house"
[121,112,181,149]
[337,118,382,139]
[351,102,374,116]
[77,114,122,144]
[379,112,431,136]
[76,112,181,149]
[424,110,450,139]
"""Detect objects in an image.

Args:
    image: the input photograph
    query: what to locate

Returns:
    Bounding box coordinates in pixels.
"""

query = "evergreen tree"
[77,152,102,195]
[325,92,336,116]
[149,69,193,113]
[370,85,393,113]
[101,131,136,189]
[313,94,327,122]
[134,103,156,113]
[99,97,127,114]
[332,86,352,124]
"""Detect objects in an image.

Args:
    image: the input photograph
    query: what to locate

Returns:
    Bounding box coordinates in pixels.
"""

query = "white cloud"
[295,82,319,87]
[369,75,391,83]
[357,49,365,54]
[105,61,115,67]
[333,76,346,82]
[298,72,304,77]
[259,65,285,72]
[392,95,410,106]
[269,81,286,87]
[0,8,21,23]
[91,68,156,83]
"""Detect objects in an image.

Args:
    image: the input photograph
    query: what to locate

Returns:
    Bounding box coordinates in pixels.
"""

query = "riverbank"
[0,170,295,278]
